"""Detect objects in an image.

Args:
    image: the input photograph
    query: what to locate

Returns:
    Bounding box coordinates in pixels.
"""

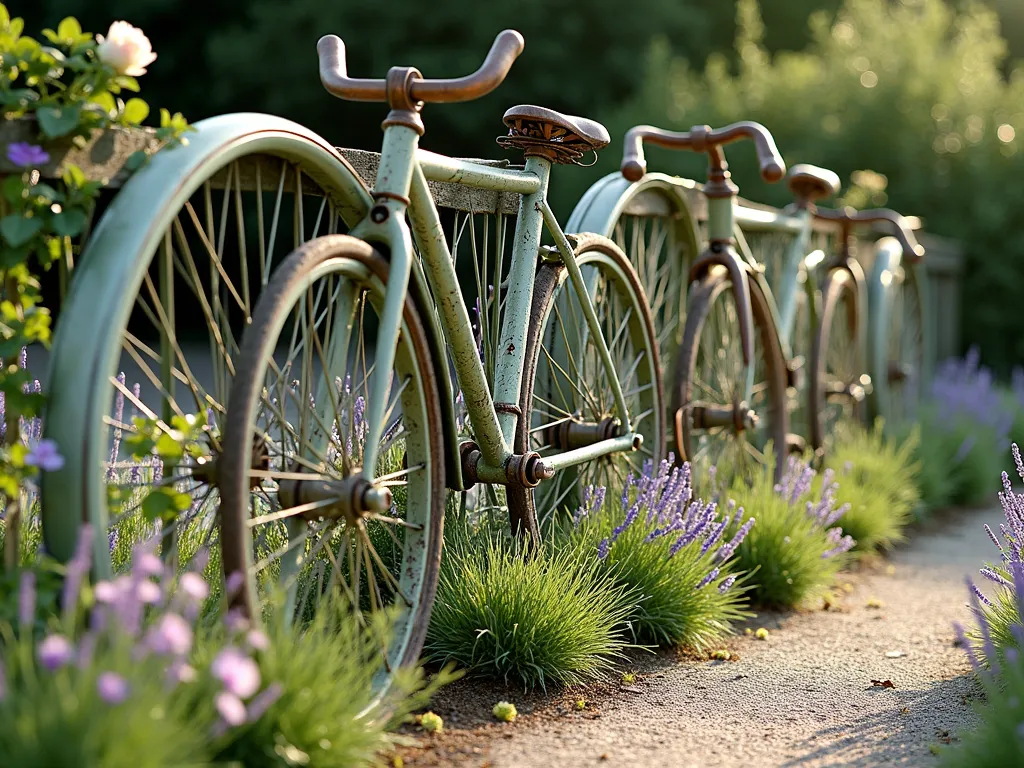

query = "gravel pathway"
[401,505,1000,767]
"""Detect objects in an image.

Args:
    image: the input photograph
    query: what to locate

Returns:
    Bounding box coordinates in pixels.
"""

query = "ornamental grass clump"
[567,457,752,649]
[941,562,1024,768]
[723,456,855,609]
[822,421,921,552]
[425,523,635,691]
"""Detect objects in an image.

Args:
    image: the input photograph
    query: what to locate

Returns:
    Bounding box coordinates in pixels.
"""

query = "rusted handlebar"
[813,206,925,262]
[317,30,525,104]
[621,121,786,184]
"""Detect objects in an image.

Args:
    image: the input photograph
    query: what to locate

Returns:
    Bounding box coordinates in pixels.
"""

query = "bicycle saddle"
[787,164,841,202]
[498,105,610,164]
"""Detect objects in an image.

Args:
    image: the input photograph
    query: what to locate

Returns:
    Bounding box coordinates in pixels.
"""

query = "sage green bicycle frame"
[701,193,820,402]
[347,123,637,483]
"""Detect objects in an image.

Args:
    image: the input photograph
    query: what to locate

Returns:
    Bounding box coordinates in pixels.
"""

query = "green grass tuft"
[822,420,921,552]
[425,520,635,691]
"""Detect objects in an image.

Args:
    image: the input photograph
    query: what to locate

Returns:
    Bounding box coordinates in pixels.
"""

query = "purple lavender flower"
[215,691,247,726]
[107,373,127,481]
[774,457,855,558]
[718,575,737,594]
[62,525,93,620]
[211,647,261,698]
[7,143,49,168]
[146,613,193,656]
[97,671,130,704]
[19,570,35,628]
[179,572,209,603]
[246,682,283,722]
[696,567,720,589]
[25,439,65,471]
[38,634,74,671]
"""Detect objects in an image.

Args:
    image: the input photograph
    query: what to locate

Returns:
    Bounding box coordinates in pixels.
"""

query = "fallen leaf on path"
[620,685,643,694]
[871,679,896,689]
[885,650,906,658]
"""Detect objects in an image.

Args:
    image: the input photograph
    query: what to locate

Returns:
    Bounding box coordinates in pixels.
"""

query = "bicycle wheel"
[219,235,445,688]
[675,267,788,483]
[567,174,702,364]
[809,269,863,452]
[42,114,371,576]
[872,263,926,426]
[509,234,664,533]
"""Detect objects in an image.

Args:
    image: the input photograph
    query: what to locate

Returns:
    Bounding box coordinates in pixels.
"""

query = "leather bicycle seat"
[502,105,610,150]
[787,164,841,202]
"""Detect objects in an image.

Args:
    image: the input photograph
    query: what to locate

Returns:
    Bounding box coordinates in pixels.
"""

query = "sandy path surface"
[401,506,1002,767]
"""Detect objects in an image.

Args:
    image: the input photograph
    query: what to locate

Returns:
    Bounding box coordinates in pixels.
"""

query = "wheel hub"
[546,416,621,451]
[689,401,758,432]
[276,474,393,523]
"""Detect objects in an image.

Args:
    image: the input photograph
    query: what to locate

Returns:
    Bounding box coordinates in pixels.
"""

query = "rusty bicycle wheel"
[508,234,664,536]
[674,267,788,485]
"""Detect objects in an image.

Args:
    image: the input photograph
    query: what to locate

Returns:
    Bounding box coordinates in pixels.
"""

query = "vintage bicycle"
[568,121,926,479]
[214,30,664,680]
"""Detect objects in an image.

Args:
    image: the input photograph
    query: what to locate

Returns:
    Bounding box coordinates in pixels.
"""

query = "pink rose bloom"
[96,21,157,76]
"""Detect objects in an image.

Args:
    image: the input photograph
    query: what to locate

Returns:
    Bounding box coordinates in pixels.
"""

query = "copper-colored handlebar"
[813,206,925,261]
[317,30,525,104]
[621,121,786,184]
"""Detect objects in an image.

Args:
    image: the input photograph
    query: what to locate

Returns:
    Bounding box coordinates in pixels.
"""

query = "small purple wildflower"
[215,691,247,726]
[246,630,270,652]
[179,572,209,603]
[718,575,737,594]
[211,647,261,698]
[38,634,74,671]
[97,671,130,704]
[25,439,65,471]
[146,613,193,656]
[7,142,50,167]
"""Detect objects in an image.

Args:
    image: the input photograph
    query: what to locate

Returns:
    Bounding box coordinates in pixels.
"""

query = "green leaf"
[91,91,116,115]
[56,17,82,42]
[61,164,87,189]
[141,489,176,523]
[0,214,41,247]
[114,75,140,93]
[0,5,10,27]
[36,104,81,138]
[51,208,88,237]
[2,175,26,206]
[30,182,59,203]
[122,97,149,125]
[124,150,149,172]
[154,431,185,463]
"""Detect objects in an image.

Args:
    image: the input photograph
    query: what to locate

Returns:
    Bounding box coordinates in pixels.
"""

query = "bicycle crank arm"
[459,433,642,488]
[543,432,642,472]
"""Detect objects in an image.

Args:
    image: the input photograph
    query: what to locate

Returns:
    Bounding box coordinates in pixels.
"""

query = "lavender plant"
[567,457,752,649]
[723,456,855,608]
[967,442,1024,653]
[918,349,1016,507]
[940,562,1024,767]
[0,526,449,766]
